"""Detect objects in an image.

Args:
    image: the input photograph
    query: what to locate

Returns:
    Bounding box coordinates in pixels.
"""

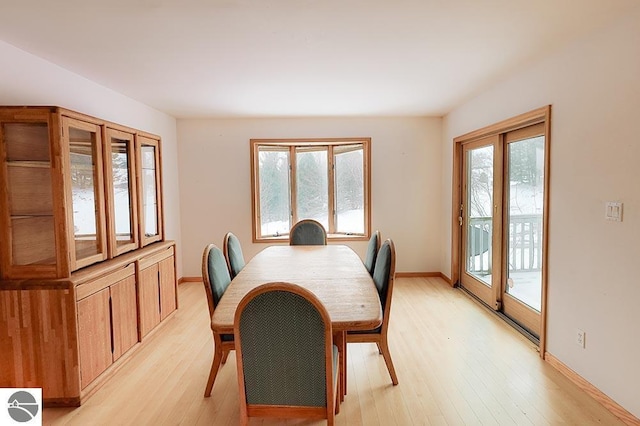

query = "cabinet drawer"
[138,246,174,270]
[76,263,135,301]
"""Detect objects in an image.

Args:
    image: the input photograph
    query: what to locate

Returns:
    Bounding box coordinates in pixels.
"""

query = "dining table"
[210,244,383,399]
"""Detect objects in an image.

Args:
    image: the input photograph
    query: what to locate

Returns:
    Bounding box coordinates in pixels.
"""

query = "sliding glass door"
[460,135,501,308]
[459,121,547,339]
[502,124,545,336]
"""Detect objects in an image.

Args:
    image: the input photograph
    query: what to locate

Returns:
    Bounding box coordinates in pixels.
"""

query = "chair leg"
[221,349,229,364]
[380,337,399,385]
[334,355,341,415]
[342,331,347,398]
[376,342,383,355]
[334,331,346,402]
[327,368,340,426]
[204,345,224,397]
[239,411,249,426]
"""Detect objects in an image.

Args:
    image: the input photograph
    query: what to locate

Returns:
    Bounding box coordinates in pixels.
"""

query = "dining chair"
[289,219,327,245]
[223,232,245,279]
[363,230,381,276]
[347,239,399,385]
[234,282,340,425]
[201,244,235,397]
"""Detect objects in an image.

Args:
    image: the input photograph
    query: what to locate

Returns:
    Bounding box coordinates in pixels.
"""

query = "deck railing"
[468,214,542,275]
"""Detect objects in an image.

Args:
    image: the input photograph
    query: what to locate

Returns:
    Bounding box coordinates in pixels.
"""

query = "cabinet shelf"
[7,161,51,168]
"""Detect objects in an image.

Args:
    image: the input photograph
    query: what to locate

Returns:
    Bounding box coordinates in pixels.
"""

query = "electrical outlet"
[576,329,586,348]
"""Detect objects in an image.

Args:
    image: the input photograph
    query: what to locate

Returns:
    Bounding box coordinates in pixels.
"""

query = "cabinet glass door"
[0,119,59,278]
[105,129,138,256]
[137,136,163,246]
[64,117,107,269]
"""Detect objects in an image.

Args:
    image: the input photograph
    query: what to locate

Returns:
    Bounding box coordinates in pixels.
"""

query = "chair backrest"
[289,219,327,245]
[363,230,381,275]
[223,232,245,279]
[234,282,335,419]
[372,239,396,334]
[201,244,232,318]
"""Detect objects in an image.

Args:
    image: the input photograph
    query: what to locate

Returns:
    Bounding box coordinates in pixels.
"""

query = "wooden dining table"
[211,244,383,398]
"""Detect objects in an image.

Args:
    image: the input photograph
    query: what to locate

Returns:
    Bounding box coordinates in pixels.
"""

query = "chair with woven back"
[223,232,245,279]
[234,282,340,425]
[347,238,399,385]
[201,243,235,397]
[289,219,327,245]
[363,230,381,276]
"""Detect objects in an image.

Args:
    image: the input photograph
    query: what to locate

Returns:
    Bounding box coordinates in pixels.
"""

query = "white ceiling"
[0,0,636,118]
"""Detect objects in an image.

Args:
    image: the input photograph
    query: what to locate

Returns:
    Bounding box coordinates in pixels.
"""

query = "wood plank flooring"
[43,277,623,425]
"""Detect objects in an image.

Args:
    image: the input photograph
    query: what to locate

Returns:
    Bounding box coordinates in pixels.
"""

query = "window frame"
[250,138,371,243]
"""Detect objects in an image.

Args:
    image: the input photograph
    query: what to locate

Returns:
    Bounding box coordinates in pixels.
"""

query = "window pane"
[111,139,133,245]
[466,145,493,286]
[4,122,57,266]
[335,146,364,234]
[259,148,291,236]
[506,136,545,312]
[141,146,158,237]
[69,128,100,259]
[296,148,328,229]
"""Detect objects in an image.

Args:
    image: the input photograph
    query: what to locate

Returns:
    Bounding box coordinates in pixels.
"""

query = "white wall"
[177,117,442,277]
[0,41,183,276]
[441,6,640,418]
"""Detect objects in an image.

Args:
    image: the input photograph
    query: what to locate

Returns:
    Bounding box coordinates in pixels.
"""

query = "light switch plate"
[605,202,623,222]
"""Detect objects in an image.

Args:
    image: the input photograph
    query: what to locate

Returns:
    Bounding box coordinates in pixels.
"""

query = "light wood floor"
[44,277,623,425]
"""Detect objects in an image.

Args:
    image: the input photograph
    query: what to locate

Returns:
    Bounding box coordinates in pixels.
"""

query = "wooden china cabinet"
[0,106,177,406]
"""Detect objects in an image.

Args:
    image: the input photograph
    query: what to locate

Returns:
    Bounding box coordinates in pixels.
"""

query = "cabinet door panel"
[110,275,138,361]
[159,256,176,320]
[136,136,163,247]
[104,129,138,257]
[77,288,112,389]
[63,116,107,270]
[138,264,160,338]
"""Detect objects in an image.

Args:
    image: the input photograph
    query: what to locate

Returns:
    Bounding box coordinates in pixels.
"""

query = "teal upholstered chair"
[363,230,381,276]
[223,232,245,279]
[234,282,340,425]
[289,219,327,245]
[347,239,399,385]
[201,244,235,397]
